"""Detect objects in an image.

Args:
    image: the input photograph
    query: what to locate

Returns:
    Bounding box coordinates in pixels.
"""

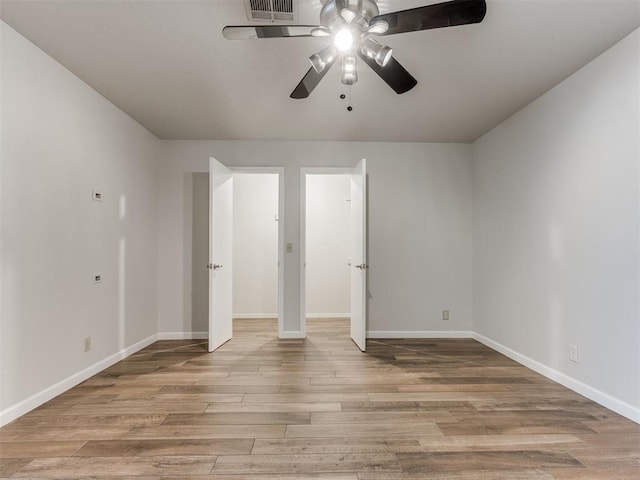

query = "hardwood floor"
[1,318,638,479]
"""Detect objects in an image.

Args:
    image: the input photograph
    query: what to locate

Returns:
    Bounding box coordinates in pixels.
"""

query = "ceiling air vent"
[244,0,296,22]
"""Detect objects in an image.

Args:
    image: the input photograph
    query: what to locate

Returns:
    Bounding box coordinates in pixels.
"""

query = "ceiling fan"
[223,0,487,99]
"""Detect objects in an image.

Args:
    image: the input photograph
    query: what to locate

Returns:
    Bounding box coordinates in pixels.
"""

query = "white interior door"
[350,159,367,351]
[208,157,233,352]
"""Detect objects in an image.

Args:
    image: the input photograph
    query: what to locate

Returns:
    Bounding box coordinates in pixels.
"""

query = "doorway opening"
[208,159,284,351]
[232,172,281,334]
[305,173,351,321]
[300,162,368,351]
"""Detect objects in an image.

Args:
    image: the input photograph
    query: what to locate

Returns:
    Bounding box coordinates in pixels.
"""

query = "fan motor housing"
[320,0,380,27]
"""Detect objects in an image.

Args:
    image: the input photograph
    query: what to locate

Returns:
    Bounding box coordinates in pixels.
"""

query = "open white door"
[350,159,367,351]
[208,158,233,352]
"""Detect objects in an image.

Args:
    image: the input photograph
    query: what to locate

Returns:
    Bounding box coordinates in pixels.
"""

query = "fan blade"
[358,52,417,94]
[370,0,486,36]
[223,25,319,39]
[290,58,337,99]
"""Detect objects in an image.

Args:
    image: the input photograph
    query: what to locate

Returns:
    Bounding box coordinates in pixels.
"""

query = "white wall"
[158,141,473,337]
[0,22,159,424]
[473,29,639,421]
[232,173,279,318]
[306,174,351,317]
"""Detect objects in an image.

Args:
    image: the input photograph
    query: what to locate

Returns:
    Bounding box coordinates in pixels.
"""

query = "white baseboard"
[158,331,208,340]
[232,314,278,319]
[0,333,158,428]
[472,332,640,424]
[367,330,473,339]
[306,313,351,319]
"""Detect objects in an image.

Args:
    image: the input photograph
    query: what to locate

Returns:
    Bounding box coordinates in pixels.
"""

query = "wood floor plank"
[0,441,85,458]
[0,458,33,477]
[161,412,311,425]
[160,384,280,394]
[280,384,400,394]
[311,411,457,424]
[437,412,599,436]
[134,393,244,402]
[396,450,583,473]
[10,414,166,428]
[252,437,424,454]
[205,402,342,413]
[360,469,555,479]
[64,401,209,415]
[124,424,286,439]
[212,453,402,474]
[417,434,584,452]
[311,377,422,386]
[12,456,216,477]
[0,426,132,442]
[0,318,636,479]
[546,466,640,479]
[285,422,443,438]
[368,392,483,402]
[73,438,254,456]
[243,393,371,403]
[162,475,358,480]
[567,446,640,468]
[193,375,312,386]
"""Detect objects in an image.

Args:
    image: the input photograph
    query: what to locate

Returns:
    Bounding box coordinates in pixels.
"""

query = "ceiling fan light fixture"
[361,38,392,67]
[341,55,358,85]
[334,27,355,52]
[367,21,389,35]
[340,9,356,23]
[309,45,337,73]
[224,0,488,98]
[311,26,331,37]
[376,44,392,67]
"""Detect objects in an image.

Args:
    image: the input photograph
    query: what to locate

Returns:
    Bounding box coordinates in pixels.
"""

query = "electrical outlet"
[442,310,449,321]
[84,336,91,352]
[569,344,578,362]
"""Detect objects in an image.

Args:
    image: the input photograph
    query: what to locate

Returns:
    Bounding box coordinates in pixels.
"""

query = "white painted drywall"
[158,141,473,336]
[473,29,639,418]
[0,22,159,422]
[305,174,351,317]
[232,173,279,318]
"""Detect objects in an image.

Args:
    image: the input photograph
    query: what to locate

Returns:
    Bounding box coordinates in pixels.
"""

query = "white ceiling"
[1,0,638,142]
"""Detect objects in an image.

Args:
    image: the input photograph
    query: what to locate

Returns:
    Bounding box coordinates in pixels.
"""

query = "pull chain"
[339,86,353,112]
